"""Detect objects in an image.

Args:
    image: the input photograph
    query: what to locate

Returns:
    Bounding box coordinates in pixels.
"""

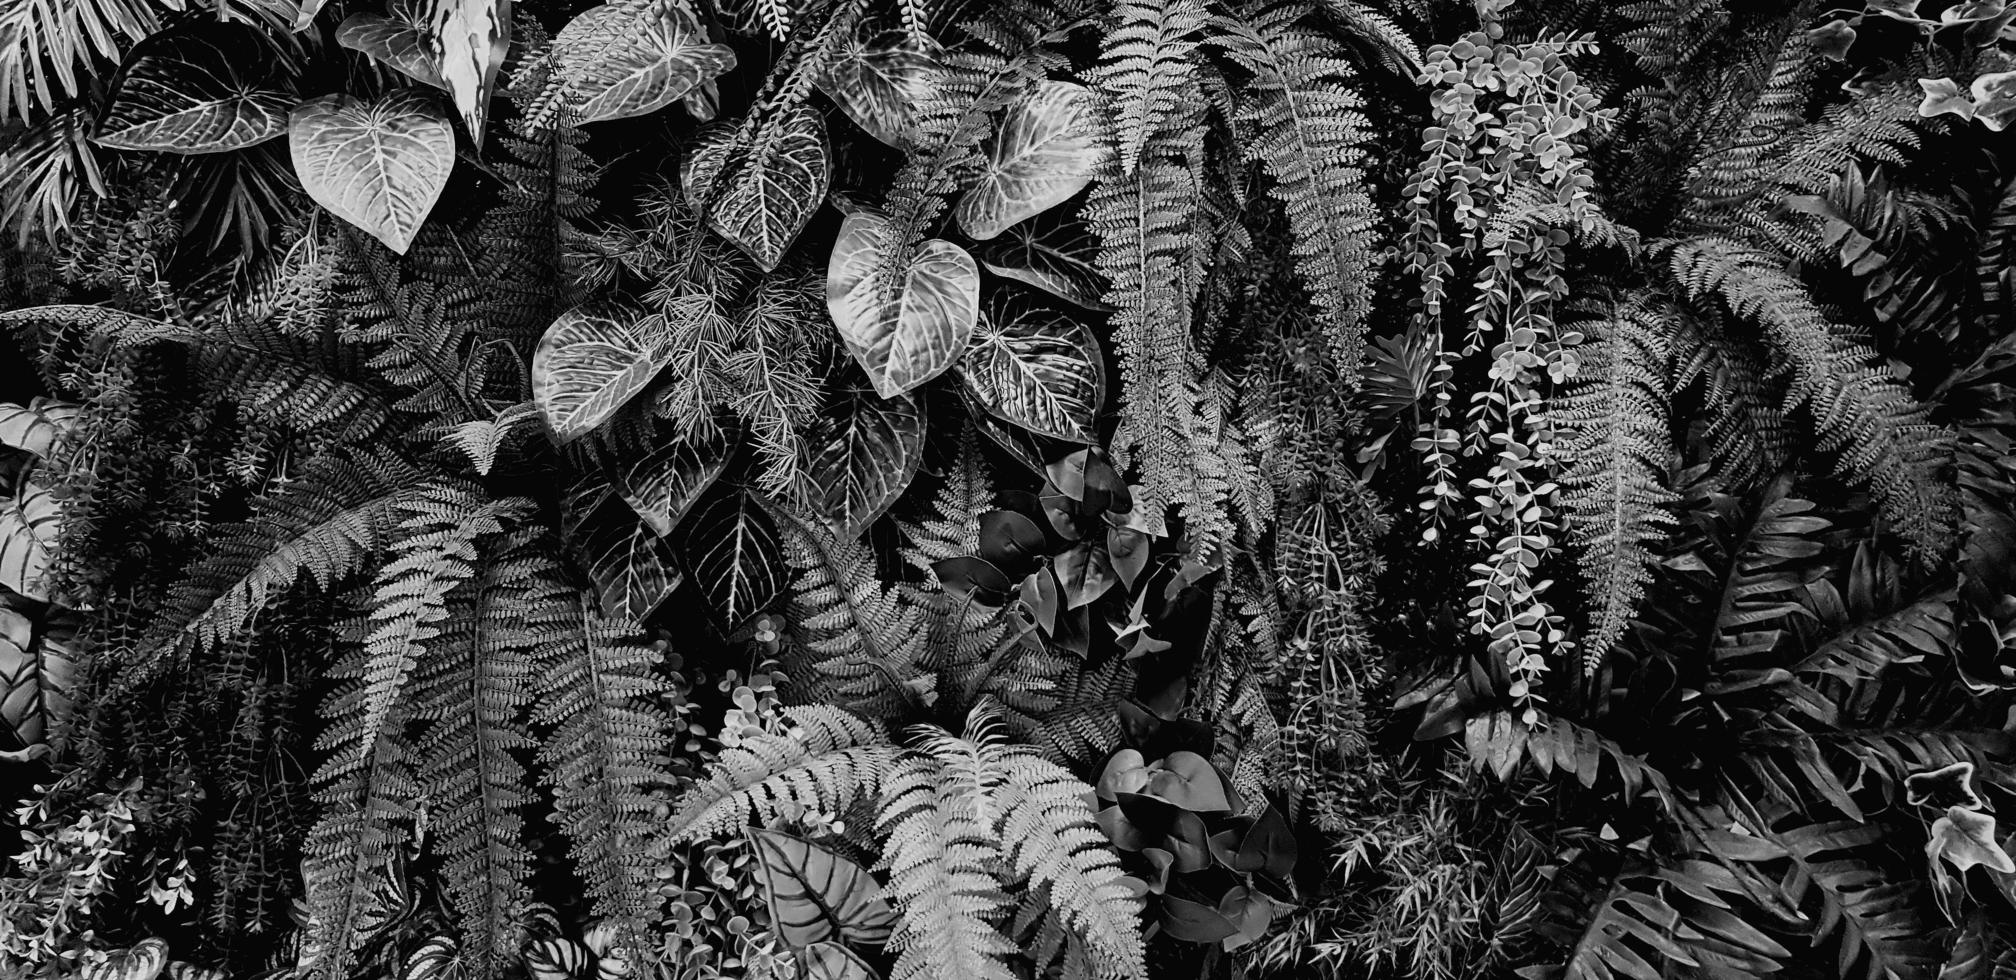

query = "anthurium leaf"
[1055,539,1116,609]
[801,942,877,980]
[1144,751,1233,813]
[1159,895,1239,944]
[959,304,1105,443]
[798,391,926,537]
[0,606,77,747]
[533,300,704,444]
[1098,748,1152,801]
[826,211,981,398]
[289,90,454,254]
[933,556,1014,602]
[0,482,60,603]
[750,829,899,949]
[954,80,1109,241]
[1020,567,1061,633]
[337,0,447,89]
[0,399,80,458]
[677,486,787,629]
[682,106,831,270]
[814,31,940,152]
[555,3,736,124]
[614,433,733,538]
[978,510,1047,569]
[1109,526,1149,591]
[976,219,1112,310]
[94,23,292,154]
[425,0,510,143]
[1239,805,1296,879]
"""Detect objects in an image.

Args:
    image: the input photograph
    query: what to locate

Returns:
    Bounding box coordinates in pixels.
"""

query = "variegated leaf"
[798,391,925,537]
[0,606,77,747]
[0,482,60,603]
[800,943,877,980]
[576,513,684,623]
[826,210,980,398]
[955,80,1109,240]
[976,219,1112,310]
[614,433,733,537]
[84,938,168,980]
[677,487,785,629]
[959,305,1104,443]
[683,107,831,271]
[401,935,462,980]
[93,23,292,154]
[425,0,510,143]
[815,32,940,152]
[289,91,454,254]
[533,300,709,444]
[750,829,899,948]
[338,0,447,89]
[0,399,80,458]
[554,4,736,124]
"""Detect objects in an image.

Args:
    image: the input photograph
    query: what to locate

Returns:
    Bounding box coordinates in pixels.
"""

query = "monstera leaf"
[289,91,453,253]
[94,23,292,153]
[0,399,80,458]
[954,81,1109,240]
[337,0,447,89]
[614,434,733,537]
[532,300,706,444]
[826,211,981,398]
[750,829,899,948]
[682,107,831,270]
[959,305,1105,443]
[0,482,59,603]
[677,486,786,629]
[798,391,926,537]
[815,32,940,151]
[0,605,77,748]
[426,0,510,142]
[555,4,736,124]
[977,218,1112,310]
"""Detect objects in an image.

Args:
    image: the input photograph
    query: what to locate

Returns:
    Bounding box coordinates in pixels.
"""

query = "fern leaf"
[998,755,1148,979]
[667,705,898,842]
[878,746,1019,980]
[782,521,930,714]
[1089,0,1205,176]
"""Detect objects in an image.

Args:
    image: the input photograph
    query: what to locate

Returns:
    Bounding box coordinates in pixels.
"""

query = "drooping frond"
[782,521,929,714]
[997,754,1148,979]
[1089,0,1205,176]
[667,705,898,842]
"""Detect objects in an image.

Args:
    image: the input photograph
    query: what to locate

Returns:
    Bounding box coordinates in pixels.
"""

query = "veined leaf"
[555,4,736,124]
[678,486,786,629]
[577,515,685,623]
[959,305,1105,443]
[0,399,80,458]
[425,0,510,143]
[614,433,734,537]
[683,106,831,271]
[533,300,705,445]
[94,23,292,154]
[799,391,926,538]
[0,606,77,747]
[800,942,877,980]
[976,219,1112,310]
[338,0,447,89]
[815,32,940,152]
[289,91,454,254]
[0,482,60,603]
[89,938,169,980]
[751,829,899,949]
[955,81,1109,241]
[826,210,981,398]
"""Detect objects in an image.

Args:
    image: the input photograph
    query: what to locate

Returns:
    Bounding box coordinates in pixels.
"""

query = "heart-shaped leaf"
[798,391,926,537]
[978,510,1047,569]
[682,107,831,270]
[954,80,1109,240]
[533,300,705,444]
[614,433,733,537]
[933,556,1014,602]
[289,91,454,253]
[0,606,77,747]
[94,23,292,154]
[555,4,736,124]
[800,943,877,980]
[0,482,60,603]
[959,304,1105,443]
[426,0,510,142]
[826,211,981,398]
[337,0,447,89]
[677,486,787,629]
[814,32,940,152]
[977,218,1113,310]
[750,829,899,948]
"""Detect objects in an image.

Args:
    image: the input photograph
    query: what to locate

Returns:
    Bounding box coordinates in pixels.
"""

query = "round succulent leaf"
[533,300,702,444]
[797,391,926,537]
[826,211,981,398]
[954,80,1110,241]
[94,23,292,154]
[958,304,1105,443]
[555,4,736,124]
[814,31,940,152]
[337,0,447,89]
[749,829,899,948]
[976,219,1112,310]
[681,106,831,270]
[289,90,454,254]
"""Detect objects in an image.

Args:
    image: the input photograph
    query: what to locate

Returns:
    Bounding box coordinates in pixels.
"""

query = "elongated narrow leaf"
[555,4,736,124]
[289,91,454,253]
[614,434,733,537]
[960,305,1105,443]
[533,301,702,444]
[678,487,786,629]
[815,32,940,152]
[338,0,447,89]
[94,23,292,153]
[799,392,926,538]
[426,0,510,143]
[683,107,831,270]
[0,607,77,747]
[0,399,80,458]
[750,829,899,948]
[955,81,1109,240]
[0,483,60,603]
[977,219,1112,310]
[826,211,981,398]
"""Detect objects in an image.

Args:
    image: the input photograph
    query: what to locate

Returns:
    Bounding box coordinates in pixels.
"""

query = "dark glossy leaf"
[798,391,926,537]
[555,3,735,124]
[289,91,453,253]
[932,556,1013,602]
[978,510,1046,568]
[1055,539,1116,609]
[678,487,786,629]
[976,219,1112,310]
[1109,526,1149,592]
[954,80,1109,240]
[534,299,709,444]
[1019,567,1060,633]
[800,942,877,980]
[750,829,899,948]
[814,32,939,152]
[337,0,446,89]
[1158,895,1239,943]
[1240,805,1296,878]
[964,389,1051,476]
[1045,449,1131,513]
[683,107,831,270]
[1144,751,1232,814]
[959,305,1104,443]
[614,433,733,537]
[826,210,981,398]
[95,23,291,154]
[576,513,684,623]
[425,0,510,142]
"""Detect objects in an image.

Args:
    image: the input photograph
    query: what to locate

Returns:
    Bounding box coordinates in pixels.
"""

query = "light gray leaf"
[683,106,831,271]
[337,0,447,89]
[814,32,940,152]
[288,90,454,253]
[555,3,736,124]
[533,299,713,444]
[959,305,1105,443]
[954,80,1110,240]
[826,210,980,398]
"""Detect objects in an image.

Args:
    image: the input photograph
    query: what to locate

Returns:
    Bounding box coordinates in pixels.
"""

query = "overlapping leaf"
[337,0,446,89]
[955,81,1110,240]
[800,943,878,980]
[798,391,926,537]
[977,219,1112,310]
[426,0,510,142]
[533,300,704,445]
[0,399,80,458]
[614,434,733,537]
[826,211,981,398]
[0,483,59,603]
[578,517,685,623]
[959,305,1105,443]
[677,487,786,629]
[94,23,292,154]
[750,829,899,948]
[0,606,76,747]
[289,91,454,253]
[815,32,940,152]
[554,3,736,124]
[683,107,832,270]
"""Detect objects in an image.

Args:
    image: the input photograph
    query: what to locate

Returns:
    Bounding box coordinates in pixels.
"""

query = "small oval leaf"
[826,210,981,398]
[337,0,447,89]
[289,90,454,253]
[814,32,940,152]
[959,304,1105,443]
[954,80,1109,240]
[94,24,292,154]
[799,391,926,537]
[534,301,700,444]
[682,106,832,271]
[555,4,736,124]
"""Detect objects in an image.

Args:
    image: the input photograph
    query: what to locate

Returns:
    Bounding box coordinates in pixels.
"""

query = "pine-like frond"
[997,754,1148,979]
[667,705,898,842]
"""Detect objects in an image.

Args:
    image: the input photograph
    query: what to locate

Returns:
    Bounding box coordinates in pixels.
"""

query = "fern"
[668,705,899,842]
[1767,816,1944,980]
[783,520,930,713]
[997,754,1148,979]
[1090,0,1205,176]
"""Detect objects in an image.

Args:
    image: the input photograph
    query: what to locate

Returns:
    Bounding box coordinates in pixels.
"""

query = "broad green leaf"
[954,81,1110,241]
[533,300,707,444]
[0,606,77,747]
[93,23,292,154]
[750,829,899,948]
[426,0,510,143]
[0,482,60,603]
[683,106,831,271]
[337,0,447,89]
[815,32,940,152]
[800,943,877,980]
[555,4,736,124]
[959,305,1105,443]
[88,938,169,980]
[1054,538,1116,609]
[677,486,786,629]
[579,515,685,623]
[798,391,926,538]
[289,91,454,254]
[976,219,1112,310]
[0,399,80,458]
[826,211,981,398]
[614,433,733,537]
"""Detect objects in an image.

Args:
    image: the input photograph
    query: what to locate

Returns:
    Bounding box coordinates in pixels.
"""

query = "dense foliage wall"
[3,0,2016,979]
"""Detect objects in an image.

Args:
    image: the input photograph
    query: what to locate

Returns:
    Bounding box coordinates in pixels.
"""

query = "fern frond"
[1089,0,1205,176]
[667,705,898,842]
[782,521,929,714]
[897,430,993,575]
[997,754,1148,979]
[1767,816,1943,980]
[878,737,1019,980]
